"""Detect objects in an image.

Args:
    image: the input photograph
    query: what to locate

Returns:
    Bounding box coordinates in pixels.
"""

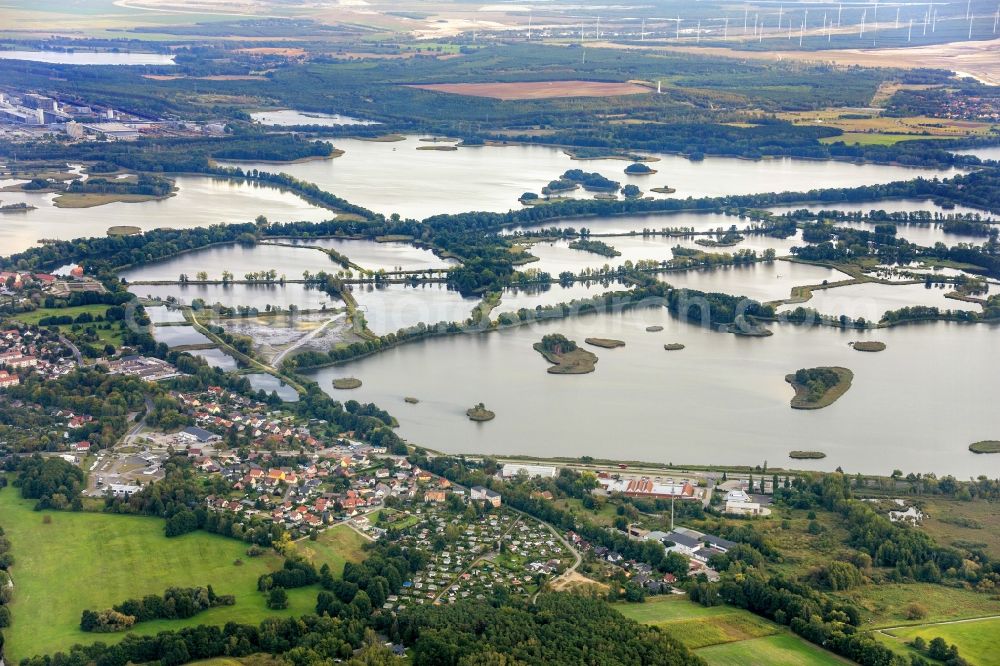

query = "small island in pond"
[466,403,495,421]
[624,162,656,175]
[568,239,621,257]
[969,441,1000,454]
[663,343,685,351]
[534,333,598,374]
[332,377,362,390]
[790,450,827,459]
[851,341,887,352]
[645,325,664,332]
[786,367,853,409]
[650,185,677,194]
[585,337,625,349]
[404,396,420,404]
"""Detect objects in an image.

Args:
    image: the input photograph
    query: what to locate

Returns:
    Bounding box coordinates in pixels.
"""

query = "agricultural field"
[780,108,996,143]
[615,596,845,664]
[405,80,652,100]
[878,617,1000,666]
[0,486,364,662]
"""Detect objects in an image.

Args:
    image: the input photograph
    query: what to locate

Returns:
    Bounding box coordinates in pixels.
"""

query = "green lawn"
[696,634,848,665]
[616,596,844,663]
[11,304,110,326]
[296,525,370,576]
[0,487,364,662]
[885,617,1000,666]
[10,304,125,348]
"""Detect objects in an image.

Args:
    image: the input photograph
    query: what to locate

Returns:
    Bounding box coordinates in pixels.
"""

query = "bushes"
[80,585,235,632]
[258,556,318,591]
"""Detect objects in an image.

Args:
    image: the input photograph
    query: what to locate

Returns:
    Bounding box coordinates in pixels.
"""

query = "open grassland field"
[295,525,370,575]
[881,617,1000,666]
[405,80,652,100]
[616,596,845,663]
[11,304,111,326]
[819,133,955,146]
[919,499,1000,557]
[0,487,365,662]
[837,582,1000,628]
[696,634,849,666]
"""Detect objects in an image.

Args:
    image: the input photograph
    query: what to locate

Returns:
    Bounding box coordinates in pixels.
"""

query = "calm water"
[250,110,377,127]
[120,243,340,282]
[130,283,338,311]
[348,283,480,335]
[246,373,299,402]
[953,146,1000,161]
[0,50,175,65]
[275,237,458,271]
[188,348,240,372]
[655,260,849,303]
[220,137,962,219]
[784,282,984,320]
[305,309,1000,476]
[497,280,633,313]
[504,211,739,235]
[0,176,330,256]
[523,233,802,276]
[150,325,212,348]
[144,306,186,324]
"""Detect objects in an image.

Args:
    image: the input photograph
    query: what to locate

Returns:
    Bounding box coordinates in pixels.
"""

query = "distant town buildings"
[597,476,697,500]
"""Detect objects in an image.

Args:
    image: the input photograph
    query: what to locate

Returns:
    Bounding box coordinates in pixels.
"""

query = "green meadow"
[0,486,367,662]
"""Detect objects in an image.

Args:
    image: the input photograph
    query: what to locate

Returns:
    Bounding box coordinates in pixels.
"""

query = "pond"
[130,283,339,312]
[304,309,1000,477]
[521,232,802,276]
[144,306,187,325]
[0,50,176,65]
[496,280,633,314]
[246,373,299,402]
[655,260,849,303]
[219,137,962,220]
[119,242,339,282]
[783,282,984,320]
[150,325,212,348]
[187,347,240,372]
[273,237,459,271]
[348,283,480,335]
[250,110,378,127]
[0,176,330,256]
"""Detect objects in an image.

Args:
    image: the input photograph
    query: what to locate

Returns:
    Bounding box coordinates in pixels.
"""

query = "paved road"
[59,334,83,364]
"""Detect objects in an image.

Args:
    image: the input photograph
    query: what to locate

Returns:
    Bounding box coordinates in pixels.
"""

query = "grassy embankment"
[0,486,367,662]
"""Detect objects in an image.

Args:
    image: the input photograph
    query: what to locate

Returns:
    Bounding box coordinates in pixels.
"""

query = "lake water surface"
[305,310,1000,477]
[0,176,330,256]
[220,137,962,220]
